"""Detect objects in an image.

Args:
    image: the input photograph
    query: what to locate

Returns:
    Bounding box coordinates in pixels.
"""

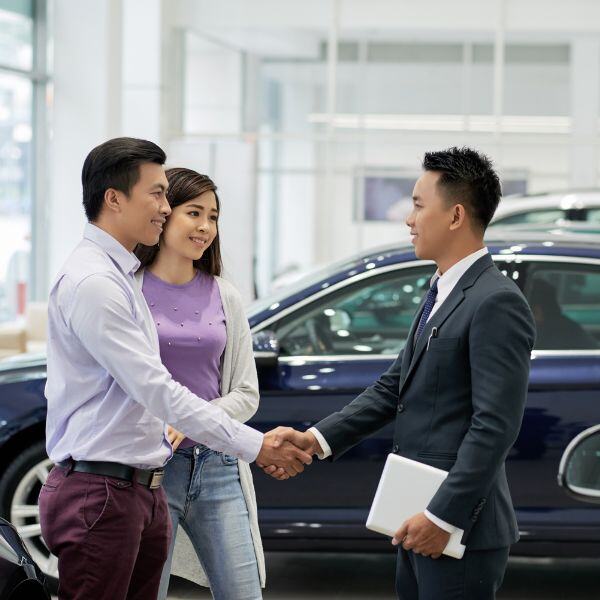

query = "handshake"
[255,427,323,480]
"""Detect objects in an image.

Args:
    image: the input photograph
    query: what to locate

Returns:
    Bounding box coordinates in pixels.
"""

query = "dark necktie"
[415,278,439,342]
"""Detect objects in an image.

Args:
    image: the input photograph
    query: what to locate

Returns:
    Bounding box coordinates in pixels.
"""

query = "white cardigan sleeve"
[211,280,260,424]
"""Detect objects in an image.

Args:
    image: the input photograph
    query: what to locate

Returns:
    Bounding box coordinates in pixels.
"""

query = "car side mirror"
[252,330,280,368]
[558,425,600,504]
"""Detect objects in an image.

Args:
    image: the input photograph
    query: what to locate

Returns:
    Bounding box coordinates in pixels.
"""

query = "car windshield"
[248,260,357,317]
[247,244,411,316]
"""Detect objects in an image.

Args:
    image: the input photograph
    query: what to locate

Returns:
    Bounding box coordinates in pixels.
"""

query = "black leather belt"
[57,459,164,489]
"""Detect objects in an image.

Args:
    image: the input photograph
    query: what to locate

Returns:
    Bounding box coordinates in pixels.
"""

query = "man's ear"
[449,203,466,231]
[104,188,123,214]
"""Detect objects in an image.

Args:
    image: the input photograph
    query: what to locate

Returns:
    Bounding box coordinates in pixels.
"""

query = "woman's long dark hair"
[135,167,223,276]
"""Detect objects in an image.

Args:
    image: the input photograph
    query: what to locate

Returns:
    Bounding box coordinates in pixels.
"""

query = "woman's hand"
[167,425,186,451]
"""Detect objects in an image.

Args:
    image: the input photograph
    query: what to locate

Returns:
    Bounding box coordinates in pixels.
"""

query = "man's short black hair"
[422,146,502,231]
[81,137,166,221]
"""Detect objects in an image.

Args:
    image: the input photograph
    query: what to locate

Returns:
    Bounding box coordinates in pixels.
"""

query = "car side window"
[586,209,600,223]
[274,267,435,357]
[525,262,600,350]
[493,209,565,226]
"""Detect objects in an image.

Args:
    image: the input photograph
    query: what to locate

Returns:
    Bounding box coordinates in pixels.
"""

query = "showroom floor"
[162,553,600,599]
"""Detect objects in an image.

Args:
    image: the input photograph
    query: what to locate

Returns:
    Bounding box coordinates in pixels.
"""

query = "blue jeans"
[157,445,262,600]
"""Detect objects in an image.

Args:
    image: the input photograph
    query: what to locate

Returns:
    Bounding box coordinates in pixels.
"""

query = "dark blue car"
[1,231,599,583]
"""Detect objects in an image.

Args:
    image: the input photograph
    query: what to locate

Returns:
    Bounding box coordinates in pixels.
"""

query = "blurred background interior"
[1,0,600,357]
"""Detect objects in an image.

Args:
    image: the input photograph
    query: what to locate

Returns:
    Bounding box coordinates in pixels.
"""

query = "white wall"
[48,0,257,301]
[570,38,600,188]
[48,0,166,287]
[170,0,600,36]
[122,0,162,140]
[183,33,243,134]
[166,139,256,302]
[48,0,122,283]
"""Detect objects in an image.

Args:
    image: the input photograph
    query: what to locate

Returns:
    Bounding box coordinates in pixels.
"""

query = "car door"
[508,255,600,545]
[249,262,436,535]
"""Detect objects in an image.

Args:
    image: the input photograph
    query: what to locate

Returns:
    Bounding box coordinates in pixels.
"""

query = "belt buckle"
[149,469,164,489]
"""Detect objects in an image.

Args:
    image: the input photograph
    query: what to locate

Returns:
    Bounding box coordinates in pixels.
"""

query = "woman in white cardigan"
[134,167,264,600]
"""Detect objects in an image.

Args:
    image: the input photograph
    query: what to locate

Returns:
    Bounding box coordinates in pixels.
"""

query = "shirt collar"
[430,247,489,294]
[83,223,140,276]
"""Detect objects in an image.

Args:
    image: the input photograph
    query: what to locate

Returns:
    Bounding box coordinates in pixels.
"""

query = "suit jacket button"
[397,403,405,413]
[392,445,399,453]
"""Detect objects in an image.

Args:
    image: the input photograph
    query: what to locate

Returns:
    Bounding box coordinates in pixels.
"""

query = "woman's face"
[160,191,219,261]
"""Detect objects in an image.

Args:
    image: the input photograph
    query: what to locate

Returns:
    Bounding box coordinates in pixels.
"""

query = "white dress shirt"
[45,223,263,469]
[310,247,489,535]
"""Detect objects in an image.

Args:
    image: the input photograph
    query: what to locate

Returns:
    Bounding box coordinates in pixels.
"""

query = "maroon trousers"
[39,465,171,600]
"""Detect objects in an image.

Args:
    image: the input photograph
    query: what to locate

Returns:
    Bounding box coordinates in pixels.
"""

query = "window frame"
[0,0,49,309]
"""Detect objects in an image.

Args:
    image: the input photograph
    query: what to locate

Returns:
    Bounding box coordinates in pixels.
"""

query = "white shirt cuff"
[230,425,264,464]
[308,427,332,459]
[424,509,459,534]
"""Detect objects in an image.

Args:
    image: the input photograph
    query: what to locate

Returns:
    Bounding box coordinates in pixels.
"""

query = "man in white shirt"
[262,147,535,600]
[40,137,311,600]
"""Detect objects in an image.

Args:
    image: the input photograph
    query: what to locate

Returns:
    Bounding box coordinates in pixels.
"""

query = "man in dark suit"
[261,147,536,599]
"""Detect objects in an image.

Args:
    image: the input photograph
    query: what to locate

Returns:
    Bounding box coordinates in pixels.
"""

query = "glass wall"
[0,0,46,321]
[250,40,579,293]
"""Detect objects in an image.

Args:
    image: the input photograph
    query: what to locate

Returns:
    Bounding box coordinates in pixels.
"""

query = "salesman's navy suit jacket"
[315,253,536,550]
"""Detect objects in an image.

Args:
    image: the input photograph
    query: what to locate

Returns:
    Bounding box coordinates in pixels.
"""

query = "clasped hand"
[256,427,322,479]
[392,512,450,558]
[167,425,316,478]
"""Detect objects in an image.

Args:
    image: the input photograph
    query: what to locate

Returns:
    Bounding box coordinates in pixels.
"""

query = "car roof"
[490,221,600,235]
[493,190,600,219]
[484,228,600,248]
[0,352,47,376]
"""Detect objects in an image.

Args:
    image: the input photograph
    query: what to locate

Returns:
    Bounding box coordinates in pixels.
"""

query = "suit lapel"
[410,288,464,363]
[398,253,495,396]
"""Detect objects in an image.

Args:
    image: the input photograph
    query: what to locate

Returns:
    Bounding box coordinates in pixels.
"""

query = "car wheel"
[0,441,58,590]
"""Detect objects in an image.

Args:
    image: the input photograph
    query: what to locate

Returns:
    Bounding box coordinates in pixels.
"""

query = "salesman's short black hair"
[422,146,502,231]
[81,137,166,222]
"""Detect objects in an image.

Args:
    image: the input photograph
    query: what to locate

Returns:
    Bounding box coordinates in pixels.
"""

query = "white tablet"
[366,453,466,559]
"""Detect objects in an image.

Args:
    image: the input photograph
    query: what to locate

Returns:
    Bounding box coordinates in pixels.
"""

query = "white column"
[315,0,340,265]
[48,0,123,286]
[122,0,162,141]
[569,38,600,188]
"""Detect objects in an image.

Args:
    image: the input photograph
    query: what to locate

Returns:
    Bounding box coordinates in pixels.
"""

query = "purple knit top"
[142,269,226,449]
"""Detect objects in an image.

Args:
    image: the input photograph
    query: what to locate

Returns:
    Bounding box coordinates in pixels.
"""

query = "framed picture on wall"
[355,168,528,222]
[501,172,528,196]
[355,169,418,223]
